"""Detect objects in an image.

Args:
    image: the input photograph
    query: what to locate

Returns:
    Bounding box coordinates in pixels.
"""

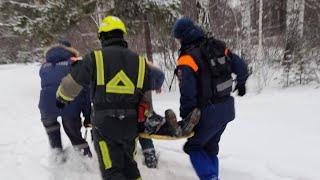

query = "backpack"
[198,37,233,99]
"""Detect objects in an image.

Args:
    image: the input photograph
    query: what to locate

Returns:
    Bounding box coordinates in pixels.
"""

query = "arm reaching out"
[56,54,93,105]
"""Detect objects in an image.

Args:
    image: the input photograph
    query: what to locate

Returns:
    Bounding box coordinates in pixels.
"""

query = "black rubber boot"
[83,147,93,158]
[179,108,201,136]
[164,109,182,136]
[144,111,166,134]
[42,120,62,149]
[74,144,93,158]
[47,129,63,149]
[50,147,66,164]
[143,148,158,168]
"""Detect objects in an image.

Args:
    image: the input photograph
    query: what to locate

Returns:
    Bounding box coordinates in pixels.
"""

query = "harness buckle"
[116,109,126,120]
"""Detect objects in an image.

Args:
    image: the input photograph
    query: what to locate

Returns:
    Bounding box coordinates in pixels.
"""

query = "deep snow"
[0,64,319,180]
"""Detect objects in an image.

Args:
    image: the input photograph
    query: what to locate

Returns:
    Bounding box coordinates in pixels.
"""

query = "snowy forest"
[0,0,319,88]
[1,1,320,180]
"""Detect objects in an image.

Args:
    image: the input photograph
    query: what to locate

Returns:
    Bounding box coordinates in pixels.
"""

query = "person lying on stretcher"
[138,103,201,138]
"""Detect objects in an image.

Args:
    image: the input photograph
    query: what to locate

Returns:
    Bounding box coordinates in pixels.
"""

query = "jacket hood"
[45,45,79,64]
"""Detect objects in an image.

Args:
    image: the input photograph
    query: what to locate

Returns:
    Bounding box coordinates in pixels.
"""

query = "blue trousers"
[41,116,89,150]
[185,125,226,180]
[184,98,235,179]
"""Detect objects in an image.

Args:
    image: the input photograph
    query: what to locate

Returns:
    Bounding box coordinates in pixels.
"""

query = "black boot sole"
[182,108,201,135]
[165,109,182,136]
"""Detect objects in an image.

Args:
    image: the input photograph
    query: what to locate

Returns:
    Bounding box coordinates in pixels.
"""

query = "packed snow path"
[1,64,319,180]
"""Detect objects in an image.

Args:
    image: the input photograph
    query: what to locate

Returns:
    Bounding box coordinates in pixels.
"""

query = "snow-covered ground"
[1,64,319,180]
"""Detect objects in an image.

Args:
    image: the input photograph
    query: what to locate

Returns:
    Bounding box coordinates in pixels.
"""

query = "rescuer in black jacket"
[55,16,151,180]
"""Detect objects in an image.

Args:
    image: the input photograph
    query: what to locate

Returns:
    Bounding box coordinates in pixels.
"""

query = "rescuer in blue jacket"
[38,39,92,158]
[172,17,249,180]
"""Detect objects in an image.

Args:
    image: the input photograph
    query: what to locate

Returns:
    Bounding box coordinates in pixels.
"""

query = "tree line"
[0,0,319,87]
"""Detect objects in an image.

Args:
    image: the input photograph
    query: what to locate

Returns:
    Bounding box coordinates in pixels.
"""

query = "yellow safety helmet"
[98,16,127,34]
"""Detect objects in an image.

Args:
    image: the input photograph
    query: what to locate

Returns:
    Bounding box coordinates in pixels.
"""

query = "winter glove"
[56,96,69,109]
[180,107,195,120]
[83,117,92,128]
[234,83,246,96]
[56,99,66,109]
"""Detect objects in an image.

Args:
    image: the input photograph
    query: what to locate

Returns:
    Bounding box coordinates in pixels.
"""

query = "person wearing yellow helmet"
[98,15,127,34]
[99,15,160,169]
[55,15,201,180]
[55,15,144,180]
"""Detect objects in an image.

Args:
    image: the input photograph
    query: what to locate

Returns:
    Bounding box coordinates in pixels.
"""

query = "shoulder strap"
[94,50,105,86]
[137,55,146,89]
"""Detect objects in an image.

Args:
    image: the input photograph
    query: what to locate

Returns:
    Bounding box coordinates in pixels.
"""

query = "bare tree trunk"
[283,0,306,86]
[256,0,264,91]
[230,6,241,53]
[197,0,211,33]
[94,0,114,25]
[297,0,305,38]
[257,0,263,55]
[240,0,253,63]
[297,0,305,84]
[143,14,153,62]
[35,0,45,5]
[181,0,198,22]
[283,0,295,87]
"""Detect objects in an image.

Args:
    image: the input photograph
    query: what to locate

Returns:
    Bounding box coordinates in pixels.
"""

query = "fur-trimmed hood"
[45,44,79,64]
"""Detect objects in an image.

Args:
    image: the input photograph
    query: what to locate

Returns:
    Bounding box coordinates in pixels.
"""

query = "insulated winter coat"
[56,38,151,140]
[38,45,91,119]
[176,41,248,121]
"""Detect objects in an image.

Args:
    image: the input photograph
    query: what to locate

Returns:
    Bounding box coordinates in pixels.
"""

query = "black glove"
[83,117,92,128]
[234,83,246,96]
[56,95,70,109]
[56,99,66,109]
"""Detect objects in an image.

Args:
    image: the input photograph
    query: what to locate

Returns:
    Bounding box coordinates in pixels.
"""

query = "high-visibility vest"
[92,46,148,110]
